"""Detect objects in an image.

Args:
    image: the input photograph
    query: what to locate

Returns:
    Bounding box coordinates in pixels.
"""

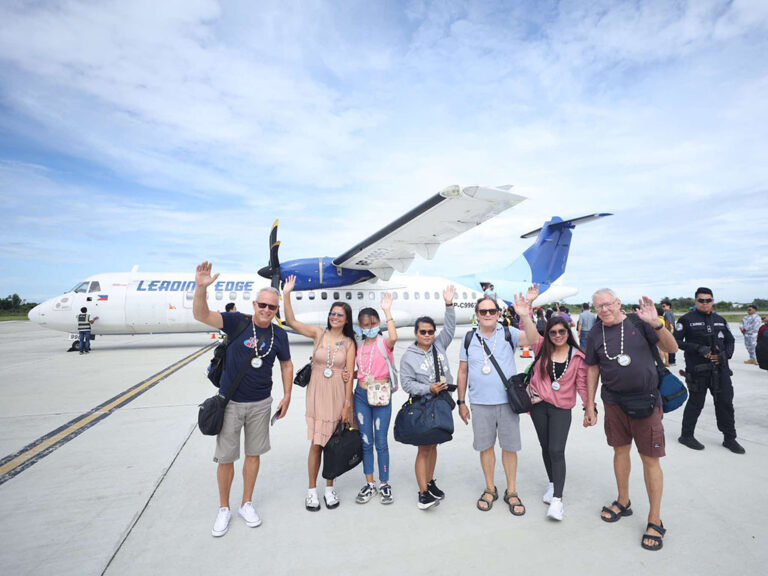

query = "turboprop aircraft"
[26,184,610,348]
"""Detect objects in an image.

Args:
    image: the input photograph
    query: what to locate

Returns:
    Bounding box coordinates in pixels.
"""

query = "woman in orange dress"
[283,275,356,511]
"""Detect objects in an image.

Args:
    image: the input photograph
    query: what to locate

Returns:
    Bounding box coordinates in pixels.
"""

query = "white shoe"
[305,490,320,512]
[238,501,262,528]
[542,482,554,504]
[212,507,231,537]
[547,497,564,521]
[324,487,340,509]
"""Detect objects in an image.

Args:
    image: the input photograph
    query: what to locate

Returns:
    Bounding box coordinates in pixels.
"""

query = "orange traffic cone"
[521,345,532,358]
[210,333,217,339]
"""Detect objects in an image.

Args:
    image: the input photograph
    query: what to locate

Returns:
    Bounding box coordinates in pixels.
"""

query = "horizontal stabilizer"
[520,213,612,239]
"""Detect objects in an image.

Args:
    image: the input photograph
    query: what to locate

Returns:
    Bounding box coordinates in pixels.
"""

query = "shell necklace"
[601,318,631,367]
[357,336,377,385]
[423,346,446,384]
[479,329,498,375]
[550,346,571,391]
[250,321,274,369]
[324,331,344,378]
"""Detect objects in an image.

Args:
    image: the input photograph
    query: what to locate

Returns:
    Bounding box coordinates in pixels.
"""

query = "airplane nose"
[28,303,44,324]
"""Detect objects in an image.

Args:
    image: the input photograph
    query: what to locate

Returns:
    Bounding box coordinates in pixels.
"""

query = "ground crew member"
[76,307,98,354]
[675,288,744,454]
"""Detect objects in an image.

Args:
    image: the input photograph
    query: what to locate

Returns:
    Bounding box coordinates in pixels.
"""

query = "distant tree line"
[657,297,767,312]
[0,294,38,313]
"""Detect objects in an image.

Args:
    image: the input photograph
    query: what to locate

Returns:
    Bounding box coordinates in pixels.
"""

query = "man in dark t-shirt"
[584,289,678,552]
[194,261,293,538]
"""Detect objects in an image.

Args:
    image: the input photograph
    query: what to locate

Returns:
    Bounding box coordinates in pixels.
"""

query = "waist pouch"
[366,381,392,406]
[616,390,658,419]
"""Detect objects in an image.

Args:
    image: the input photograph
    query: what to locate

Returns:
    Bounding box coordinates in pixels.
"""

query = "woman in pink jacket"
[528,315,590,521]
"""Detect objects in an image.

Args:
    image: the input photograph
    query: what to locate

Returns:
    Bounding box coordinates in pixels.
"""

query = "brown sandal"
[477,487,498,511]
[503,490,526,516]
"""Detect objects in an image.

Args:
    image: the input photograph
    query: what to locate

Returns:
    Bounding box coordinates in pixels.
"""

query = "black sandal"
[600,500,632,523]
[503,491,526,516]
[641,522,666,551]
[477,487,498,511]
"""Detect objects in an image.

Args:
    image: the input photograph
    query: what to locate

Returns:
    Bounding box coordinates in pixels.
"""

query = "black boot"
[722,437,745,454]
[678,435,705,450]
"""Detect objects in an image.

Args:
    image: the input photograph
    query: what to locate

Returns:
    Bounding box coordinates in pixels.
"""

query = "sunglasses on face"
[697,298,713,304]
[418,329,436,336]
[477,308,499,316]
[256,302,278,311]
[328,311,346,318]
[549,328,568,337]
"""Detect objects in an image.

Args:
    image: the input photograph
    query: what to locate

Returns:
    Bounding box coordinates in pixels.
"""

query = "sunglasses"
[256,302,278,311]
[477,308,499,316]
[549,328,568,337]
[418,329,436,335]
[328,311,346,318]
[696,298,713,304]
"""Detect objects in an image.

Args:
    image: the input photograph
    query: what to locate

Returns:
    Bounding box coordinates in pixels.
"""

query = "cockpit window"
[70,282,89,294]
[88,281,101,293]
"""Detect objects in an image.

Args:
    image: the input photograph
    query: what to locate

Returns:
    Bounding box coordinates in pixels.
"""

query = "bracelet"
[445,303,454,307]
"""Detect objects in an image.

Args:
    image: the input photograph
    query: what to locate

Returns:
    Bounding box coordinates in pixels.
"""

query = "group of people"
[192,261,750,552]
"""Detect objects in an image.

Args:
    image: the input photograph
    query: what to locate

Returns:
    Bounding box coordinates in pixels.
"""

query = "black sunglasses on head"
[256,302,278,311]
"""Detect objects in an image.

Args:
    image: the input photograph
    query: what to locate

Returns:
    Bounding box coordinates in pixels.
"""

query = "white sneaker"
[305,490,320,512]
[547,497,564,521]
[324,487,340,509]
[238,501,262,528]
[542,482,554,504]
[212,507,231,537]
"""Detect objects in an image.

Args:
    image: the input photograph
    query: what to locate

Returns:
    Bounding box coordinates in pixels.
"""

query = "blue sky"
[0,0,766,304]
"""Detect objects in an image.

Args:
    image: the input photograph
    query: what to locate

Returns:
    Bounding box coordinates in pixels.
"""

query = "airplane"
[26,184,610,349]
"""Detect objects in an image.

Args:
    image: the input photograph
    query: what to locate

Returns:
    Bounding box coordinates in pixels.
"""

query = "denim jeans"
[78,330,91,352]
[354,384,392,482]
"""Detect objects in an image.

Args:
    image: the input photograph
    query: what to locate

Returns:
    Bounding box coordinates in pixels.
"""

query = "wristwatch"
[654,323,664,331]
[457,400,466,405]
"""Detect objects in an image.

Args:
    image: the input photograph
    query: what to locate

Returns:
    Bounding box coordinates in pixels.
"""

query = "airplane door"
[124,282,165,332]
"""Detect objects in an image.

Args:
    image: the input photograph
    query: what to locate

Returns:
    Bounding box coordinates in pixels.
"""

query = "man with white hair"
[583,288,678,552]
[194,261,293,537]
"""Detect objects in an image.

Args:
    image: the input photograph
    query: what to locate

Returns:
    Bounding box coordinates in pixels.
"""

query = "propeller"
[257,220,281,290]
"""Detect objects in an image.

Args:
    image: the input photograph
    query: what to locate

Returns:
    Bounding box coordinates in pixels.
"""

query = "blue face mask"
[361,326,380,339]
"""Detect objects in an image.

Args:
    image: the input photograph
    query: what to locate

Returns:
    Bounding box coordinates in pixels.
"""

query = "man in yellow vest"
[77,307,98,354]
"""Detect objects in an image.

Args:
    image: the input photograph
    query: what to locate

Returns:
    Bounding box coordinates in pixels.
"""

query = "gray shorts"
[214,397,272,463]
[470,403,521,452]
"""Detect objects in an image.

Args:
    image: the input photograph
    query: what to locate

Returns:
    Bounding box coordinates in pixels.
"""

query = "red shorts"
[603,403,665,458]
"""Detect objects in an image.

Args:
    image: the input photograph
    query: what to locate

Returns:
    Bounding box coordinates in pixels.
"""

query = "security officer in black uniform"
[675,287,745,454]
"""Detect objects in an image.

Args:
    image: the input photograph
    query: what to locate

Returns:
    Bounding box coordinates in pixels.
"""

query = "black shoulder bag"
[478,332,536,414]
[198,338,255,436]
[207,316,252,387]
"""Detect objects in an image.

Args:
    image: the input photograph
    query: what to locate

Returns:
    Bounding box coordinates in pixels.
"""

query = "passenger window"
[321,292,328,300]
[88,281,101,293]
[333,292,339,300]
[392,292,398,300]
[215,292,224,300]
[462,292,467,300]
[472,292,477,299]
[414,292,420,300]
[185,292,194,301]
[345,292,352,300]
[434,292,439,300]
[424,291,430,299]
[369,292,375,300]
[308,292,315,300]
[403,292,410,300]
[296,293,303,301]
[243,292,251,301]
[357,292,363,300]
[229,292,237,301]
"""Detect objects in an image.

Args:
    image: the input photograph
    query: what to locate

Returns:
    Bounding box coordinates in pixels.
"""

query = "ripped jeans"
[354,384,392,483]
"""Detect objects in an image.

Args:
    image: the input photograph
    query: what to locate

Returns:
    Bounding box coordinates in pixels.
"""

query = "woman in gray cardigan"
[399,285,456,510]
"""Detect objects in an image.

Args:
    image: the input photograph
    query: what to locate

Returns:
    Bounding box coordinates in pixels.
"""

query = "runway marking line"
[0,342,216,486]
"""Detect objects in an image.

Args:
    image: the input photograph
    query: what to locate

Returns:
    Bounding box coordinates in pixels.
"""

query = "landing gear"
[68,340,80,352]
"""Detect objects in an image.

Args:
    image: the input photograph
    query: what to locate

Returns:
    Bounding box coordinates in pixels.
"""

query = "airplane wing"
[332,185,526,280]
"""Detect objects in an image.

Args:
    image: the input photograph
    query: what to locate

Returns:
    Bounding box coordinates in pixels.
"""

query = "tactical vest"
[77,313,91,331]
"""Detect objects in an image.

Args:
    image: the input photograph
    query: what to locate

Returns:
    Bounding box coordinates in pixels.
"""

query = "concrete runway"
[0,321,766,576]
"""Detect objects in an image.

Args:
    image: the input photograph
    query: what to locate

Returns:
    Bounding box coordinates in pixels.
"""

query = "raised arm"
[637,296,677,354]
[513,284,540,346]
[282,275,323,341]
[435,285,456,348]
[193,261,224,329]
[380,292,398,350]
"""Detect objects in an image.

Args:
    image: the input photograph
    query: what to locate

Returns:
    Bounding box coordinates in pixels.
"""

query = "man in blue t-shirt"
[194,261,293,537]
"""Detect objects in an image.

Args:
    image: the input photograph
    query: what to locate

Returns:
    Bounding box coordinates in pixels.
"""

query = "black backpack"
[207,316,252,387]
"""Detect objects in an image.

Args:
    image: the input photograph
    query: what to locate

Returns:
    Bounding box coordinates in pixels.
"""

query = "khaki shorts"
[603,403,665,458]
[214,397,272,463]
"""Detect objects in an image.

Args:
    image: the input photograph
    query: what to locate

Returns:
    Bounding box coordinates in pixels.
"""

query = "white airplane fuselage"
[28,273,484,336]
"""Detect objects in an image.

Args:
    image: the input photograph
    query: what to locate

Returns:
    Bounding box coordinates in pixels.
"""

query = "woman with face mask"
[353,293,398,505]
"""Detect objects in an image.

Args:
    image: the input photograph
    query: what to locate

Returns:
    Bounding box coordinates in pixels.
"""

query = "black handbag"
[293,361,312,387]
[478,333,534,414]
[322,422,363,480]
[198,346,254,436]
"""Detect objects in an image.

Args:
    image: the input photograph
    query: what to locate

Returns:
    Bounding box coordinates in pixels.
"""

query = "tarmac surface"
[0,320,766,576]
